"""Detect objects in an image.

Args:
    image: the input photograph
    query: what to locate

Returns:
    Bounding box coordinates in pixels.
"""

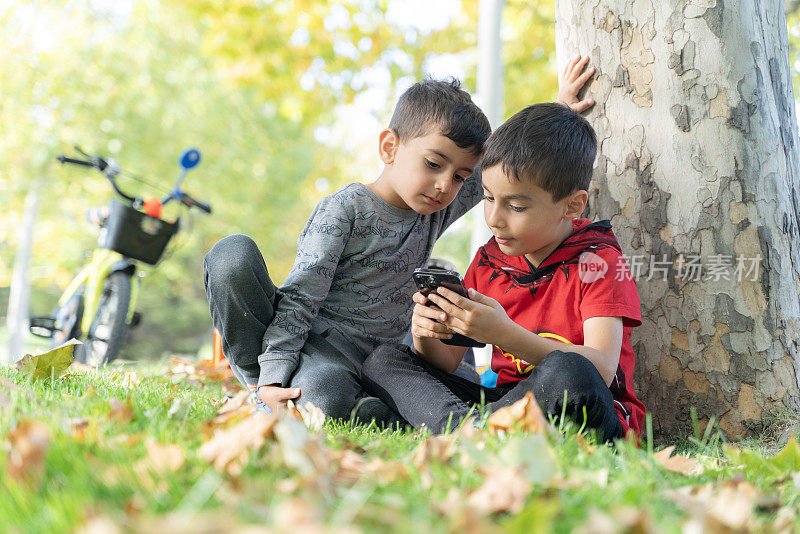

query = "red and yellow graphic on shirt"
[495,331,574,375]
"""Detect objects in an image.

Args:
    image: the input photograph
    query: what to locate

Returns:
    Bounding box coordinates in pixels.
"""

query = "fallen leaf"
[82,384,96,398]
[108,370,140,390]
[412,435,456,469]
[64,417,91,441]
[68,361,97,374]
[668,479,758,531]
[6,419,51,484]
[467,466,532,515]
[487,392,548,435]
[108,398,134,424]
[274,417,331,478]
[195,358,235,382]
[574,433,596,455]
[14,339,80,381]
[574,507,656,534]
[653,445,700,476]
[296,401,326,432]
[134,439,186,476]
[199,413,276,476]
[76,515,122,534]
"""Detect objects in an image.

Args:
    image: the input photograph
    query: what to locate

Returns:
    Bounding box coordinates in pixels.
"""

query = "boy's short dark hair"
[388,78,491,156]
[482,103,597,201]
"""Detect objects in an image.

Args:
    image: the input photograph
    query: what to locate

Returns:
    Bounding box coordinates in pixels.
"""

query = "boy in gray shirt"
[204,62,594,423]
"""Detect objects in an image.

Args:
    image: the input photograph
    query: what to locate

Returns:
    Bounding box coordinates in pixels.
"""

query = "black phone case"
[412,268,486,348]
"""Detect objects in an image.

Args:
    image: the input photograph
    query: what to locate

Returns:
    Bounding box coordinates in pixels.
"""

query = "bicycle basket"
[98,200,179,265]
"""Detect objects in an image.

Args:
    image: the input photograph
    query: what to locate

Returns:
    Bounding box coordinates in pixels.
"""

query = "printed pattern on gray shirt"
[258,169,484,387]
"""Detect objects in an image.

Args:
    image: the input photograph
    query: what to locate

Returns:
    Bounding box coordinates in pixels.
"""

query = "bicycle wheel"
[78,271,132,367]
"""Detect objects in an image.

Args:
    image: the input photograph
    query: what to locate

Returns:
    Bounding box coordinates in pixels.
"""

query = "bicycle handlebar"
[57,149,212,215]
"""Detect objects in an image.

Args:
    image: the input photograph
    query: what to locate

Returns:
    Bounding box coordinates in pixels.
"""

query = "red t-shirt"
[463,219,646,437]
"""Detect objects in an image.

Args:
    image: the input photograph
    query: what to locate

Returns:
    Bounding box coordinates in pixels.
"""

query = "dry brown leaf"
[82,384,96,398]
[108,398,134,424]
[333,449,407,485]
[6,419,51,484]
[108,370,140,390]
[135,439,186,475]
[195,358,235,382]
[64,417,91,441]
[68,361,97,374]
[412,435,456,468]
[574,433,596,455]
[296,401,326,431]
[198,413,277,476]
[653,445,700,476]
[487,392,548,435]
[467,466,532,515]
[668,479,758,532]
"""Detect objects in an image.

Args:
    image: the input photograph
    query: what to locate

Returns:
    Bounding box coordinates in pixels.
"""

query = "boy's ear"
[378,128,400,164]
[563,190,589,219]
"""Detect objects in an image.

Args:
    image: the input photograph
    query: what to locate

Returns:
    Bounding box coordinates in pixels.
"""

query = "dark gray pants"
[363,343,624,441]
[203,234,365,420]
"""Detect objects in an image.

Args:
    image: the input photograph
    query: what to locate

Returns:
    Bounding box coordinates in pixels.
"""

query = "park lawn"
[1,357,799,534]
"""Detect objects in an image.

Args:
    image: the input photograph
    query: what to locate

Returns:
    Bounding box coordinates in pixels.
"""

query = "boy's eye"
[454,174,467,183]
[511,205,527,213]
[482,194,494,202]
[425,159,440,169]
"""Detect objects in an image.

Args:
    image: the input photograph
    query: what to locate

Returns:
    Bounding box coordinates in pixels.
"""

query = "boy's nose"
[435,177,451,194]
[485,204,504,228]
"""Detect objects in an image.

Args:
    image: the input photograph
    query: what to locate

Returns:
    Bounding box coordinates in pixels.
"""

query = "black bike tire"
[79,271,131,367]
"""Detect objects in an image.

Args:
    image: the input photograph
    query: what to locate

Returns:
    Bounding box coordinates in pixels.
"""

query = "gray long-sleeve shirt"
[258,172,484,388]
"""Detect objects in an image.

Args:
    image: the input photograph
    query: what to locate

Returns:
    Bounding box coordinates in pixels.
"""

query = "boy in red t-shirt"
[362,103,645,441]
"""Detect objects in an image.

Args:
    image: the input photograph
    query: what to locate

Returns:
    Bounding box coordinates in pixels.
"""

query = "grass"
[1,361,799,533]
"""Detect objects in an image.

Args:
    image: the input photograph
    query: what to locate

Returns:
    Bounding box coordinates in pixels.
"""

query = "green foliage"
[3,0,562,361]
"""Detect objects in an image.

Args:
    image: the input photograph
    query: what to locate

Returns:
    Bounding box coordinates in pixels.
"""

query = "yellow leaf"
[15,339,81,381]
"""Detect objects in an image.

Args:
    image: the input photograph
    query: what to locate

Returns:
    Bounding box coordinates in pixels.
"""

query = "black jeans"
[362,343,624,441]
[204,234,381,421]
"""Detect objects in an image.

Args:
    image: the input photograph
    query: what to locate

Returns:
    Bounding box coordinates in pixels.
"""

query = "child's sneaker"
[350,396,406,430]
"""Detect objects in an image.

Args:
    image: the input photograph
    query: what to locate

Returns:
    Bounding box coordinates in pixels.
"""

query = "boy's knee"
[363,343,414,380]
[203,234,261,288]
[292,364,360,420]
[530,350,603,404]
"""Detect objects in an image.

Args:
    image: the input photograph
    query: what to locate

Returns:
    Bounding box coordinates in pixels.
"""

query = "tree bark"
[556,0,800,438]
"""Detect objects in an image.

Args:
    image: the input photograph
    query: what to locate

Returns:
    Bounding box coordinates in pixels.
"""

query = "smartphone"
[412,268,486,348]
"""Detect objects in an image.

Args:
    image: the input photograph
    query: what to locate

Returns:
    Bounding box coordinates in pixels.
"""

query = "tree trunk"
[556,0,800,438]
[6,183,40,364]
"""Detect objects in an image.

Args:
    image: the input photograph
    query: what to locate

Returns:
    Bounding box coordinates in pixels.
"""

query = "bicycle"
[29,148,212,367]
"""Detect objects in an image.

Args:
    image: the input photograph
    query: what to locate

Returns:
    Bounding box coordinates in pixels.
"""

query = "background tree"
[556,0,800,438]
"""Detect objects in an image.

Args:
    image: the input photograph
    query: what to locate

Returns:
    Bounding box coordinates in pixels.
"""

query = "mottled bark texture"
[556,0,800,438]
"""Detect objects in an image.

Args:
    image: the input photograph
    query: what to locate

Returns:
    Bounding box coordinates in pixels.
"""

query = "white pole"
[6,183,40,364]
[471,0,505,368]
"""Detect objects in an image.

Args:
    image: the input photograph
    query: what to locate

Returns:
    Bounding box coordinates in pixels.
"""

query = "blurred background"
[2,0,800,363]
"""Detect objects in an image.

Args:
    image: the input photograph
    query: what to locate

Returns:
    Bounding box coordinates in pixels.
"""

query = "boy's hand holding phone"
[424,286,512,346]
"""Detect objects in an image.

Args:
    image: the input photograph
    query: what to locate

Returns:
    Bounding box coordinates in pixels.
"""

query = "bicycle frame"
[58,248,140,335]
